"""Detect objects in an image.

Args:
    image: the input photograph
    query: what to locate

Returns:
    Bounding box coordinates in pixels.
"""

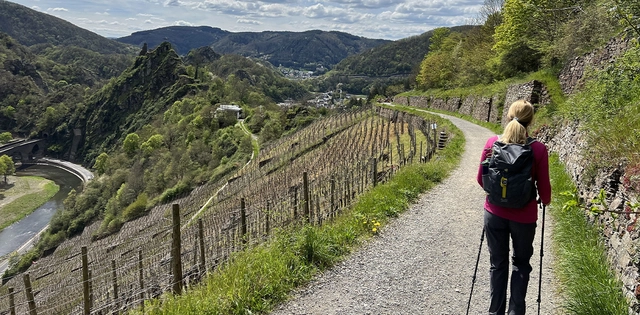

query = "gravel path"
[270,112,561,315]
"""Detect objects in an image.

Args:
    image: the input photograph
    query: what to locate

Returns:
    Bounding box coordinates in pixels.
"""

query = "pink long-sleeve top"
[476,135,552,224]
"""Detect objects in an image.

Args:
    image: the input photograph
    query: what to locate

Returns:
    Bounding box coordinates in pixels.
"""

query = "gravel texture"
[270,112,561,315]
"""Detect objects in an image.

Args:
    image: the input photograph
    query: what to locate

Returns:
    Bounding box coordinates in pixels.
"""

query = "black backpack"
[482,137,536,208]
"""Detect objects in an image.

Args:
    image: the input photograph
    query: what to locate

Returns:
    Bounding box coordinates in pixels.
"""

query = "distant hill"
[117,26,230,56]
[0,0,135,55]
[117,26,390,69]
[333,25,477,77]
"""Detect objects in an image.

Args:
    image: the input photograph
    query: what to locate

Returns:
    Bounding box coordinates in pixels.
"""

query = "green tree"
[93,152,109,175]
[493,0,593,73]
[123,133,140,157]
[0,155,15,183]
[0,132,12,143]
[416,32,463,89]
[141,134,164,156]
[429,27,452,52]
[612,0,640,36]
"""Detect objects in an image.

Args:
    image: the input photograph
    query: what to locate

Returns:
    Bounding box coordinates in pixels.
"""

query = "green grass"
[0,177,59,231]
[548,153,629,314]
[132,109,465,315]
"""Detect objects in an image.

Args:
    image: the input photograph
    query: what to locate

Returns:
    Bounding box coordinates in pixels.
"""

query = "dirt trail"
[270,112,560,315]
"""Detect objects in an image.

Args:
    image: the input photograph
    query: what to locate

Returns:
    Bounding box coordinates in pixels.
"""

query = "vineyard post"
[389,143,393,175]
[198,218,206,273]
[372,158,378,187]
[241,198,247,244]
[138,249,144,311]
[303,172,310,223]
[293,188,298,220]
[81,246,91,315]
[315,195,321,225]
[193,233,199,267]
[23,274,36,315]
[433,126,437,149]
[330,176,335,217]
[265,200,270,236]
[89,270,93,309]
[111,260,119,313]
[171,204,183,295]
[8,287,14,315]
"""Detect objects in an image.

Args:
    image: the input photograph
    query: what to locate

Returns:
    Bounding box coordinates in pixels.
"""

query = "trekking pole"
[466,227,485,315]
[537,203,546,315]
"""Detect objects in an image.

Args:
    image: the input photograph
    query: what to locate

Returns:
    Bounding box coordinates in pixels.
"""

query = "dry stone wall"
[559,36,632,95]
[392,80,548,126]
[502,81,551,127]
[538,121,640,314]
[553,35,640,314]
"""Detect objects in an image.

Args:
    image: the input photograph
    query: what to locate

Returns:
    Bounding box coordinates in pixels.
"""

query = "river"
[0,165,82,258]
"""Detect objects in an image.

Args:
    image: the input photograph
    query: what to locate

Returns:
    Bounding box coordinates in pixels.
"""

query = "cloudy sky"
[8,0,486,40]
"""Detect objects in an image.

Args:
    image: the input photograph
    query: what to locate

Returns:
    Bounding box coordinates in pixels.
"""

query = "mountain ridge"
[117,26,391,69]
[0,0,135,55]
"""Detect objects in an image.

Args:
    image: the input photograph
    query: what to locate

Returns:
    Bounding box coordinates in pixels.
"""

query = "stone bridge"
[0,139,46,163]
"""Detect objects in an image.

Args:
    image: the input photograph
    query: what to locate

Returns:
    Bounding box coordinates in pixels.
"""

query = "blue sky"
[8,0,485,40]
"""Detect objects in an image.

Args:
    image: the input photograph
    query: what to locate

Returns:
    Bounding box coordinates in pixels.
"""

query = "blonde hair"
[501,100,534,144]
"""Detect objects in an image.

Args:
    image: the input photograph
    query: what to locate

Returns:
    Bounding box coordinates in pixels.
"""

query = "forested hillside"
[118,27,390,70]
[0,32,133,136]
[0,0,134,55]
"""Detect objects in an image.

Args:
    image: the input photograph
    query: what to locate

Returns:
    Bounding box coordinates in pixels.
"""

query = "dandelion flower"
[372,228,378,233]
[374,222,381,227]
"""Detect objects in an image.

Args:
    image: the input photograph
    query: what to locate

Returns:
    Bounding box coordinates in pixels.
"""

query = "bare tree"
[474,0,505,24]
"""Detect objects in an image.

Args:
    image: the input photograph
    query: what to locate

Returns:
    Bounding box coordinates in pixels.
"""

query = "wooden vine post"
[372,157,378,187]
[111,259,119,313]
[8,287,15,315]
[171,203,183,295]
[241,198,247,244]
[303,172,310,223]
[81,246,91,315]
[23,274,36,315]
[330,176,336,217]
[265,201,271,236]
[138,249,144,311]
[198,218,206,272]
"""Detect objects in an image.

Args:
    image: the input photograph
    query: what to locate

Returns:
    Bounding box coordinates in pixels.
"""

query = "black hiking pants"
[484,210,536,315]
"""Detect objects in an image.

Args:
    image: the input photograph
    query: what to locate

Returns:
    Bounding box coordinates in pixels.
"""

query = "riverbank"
[0,175,60,231]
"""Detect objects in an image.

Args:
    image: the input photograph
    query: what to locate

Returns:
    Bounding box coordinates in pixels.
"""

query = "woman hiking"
[476,99,552,315]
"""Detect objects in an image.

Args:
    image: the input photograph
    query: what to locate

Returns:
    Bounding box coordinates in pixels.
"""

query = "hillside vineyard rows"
[0,106,447,314]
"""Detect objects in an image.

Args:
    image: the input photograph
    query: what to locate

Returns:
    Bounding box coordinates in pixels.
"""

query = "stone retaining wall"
[538,121,640,314]
[559,36,632,95]
[392,80,549,126]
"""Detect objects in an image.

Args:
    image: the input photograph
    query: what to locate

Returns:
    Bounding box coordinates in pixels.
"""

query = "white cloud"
[174,20,194,26]
[9,0,486,40]
[237,18,262,25]
[164,0,182,6]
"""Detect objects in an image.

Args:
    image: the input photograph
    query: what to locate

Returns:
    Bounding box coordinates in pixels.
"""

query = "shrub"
[123,193,149,221]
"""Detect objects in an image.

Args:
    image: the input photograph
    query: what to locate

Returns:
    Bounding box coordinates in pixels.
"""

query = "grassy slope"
[0,176,60,231]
